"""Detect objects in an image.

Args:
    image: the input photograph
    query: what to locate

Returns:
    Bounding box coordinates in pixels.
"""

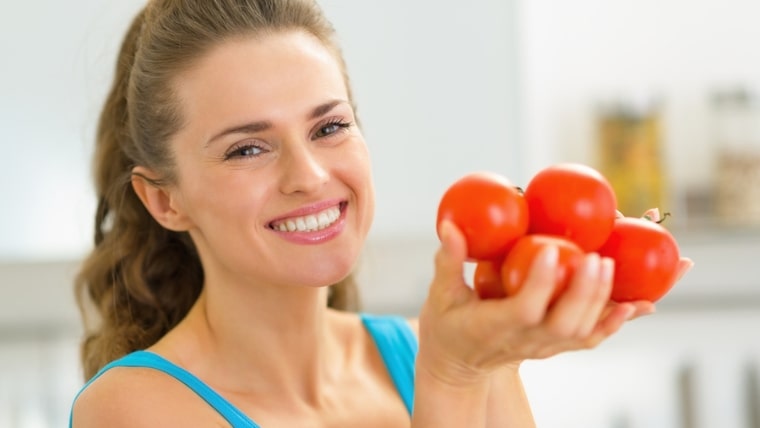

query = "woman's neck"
[155,276,349,406]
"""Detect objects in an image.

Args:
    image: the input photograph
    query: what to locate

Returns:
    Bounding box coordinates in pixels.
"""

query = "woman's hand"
[417,220,652,387]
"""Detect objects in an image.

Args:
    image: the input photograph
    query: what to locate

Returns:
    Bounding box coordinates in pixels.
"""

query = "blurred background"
[1,0,759,427]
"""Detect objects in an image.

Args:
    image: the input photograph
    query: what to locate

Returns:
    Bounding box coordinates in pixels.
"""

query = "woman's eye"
[224,143,265,160]
[315,121,351,139]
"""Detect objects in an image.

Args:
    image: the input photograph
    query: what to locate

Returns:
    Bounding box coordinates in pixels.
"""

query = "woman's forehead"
[172,31,350,139]
[180,31,344,94]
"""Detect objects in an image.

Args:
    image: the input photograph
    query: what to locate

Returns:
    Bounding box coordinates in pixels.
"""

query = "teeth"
[272,206,341,232]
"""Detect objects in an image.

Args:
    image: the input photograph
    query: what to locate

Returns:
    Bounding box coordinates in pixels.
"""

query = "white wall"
[320,0,521,242]
[1,0,146,262]
[521,308,760,428]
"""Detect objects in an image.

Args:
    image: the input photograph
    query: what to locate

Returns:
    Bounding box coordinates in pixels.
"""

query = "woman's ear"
[131,166,192,232]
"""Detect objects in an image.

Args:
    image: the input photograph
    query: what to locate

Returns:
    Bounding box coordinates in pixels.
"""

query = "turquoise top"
[69,313,418,427]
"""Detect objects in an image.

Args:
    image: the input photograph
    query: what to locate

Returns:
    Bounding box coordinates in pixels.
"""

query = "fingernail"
[584,253,600,276]
[438,220,453,240]
[642,208,660,222]
[624,306,637,320]
[633,305,656,320]
[676,260,695,281]
[650,208,661,221]
[540,245,559,268]
[600,257,614,283]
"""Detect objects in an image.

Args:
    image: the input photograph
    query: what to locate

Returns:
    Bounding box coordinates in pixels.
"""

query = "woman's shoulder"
[71,362,227,427]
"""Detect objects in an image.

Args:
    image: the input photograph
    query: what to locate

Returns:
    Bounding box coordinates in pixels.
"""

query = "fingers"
[434,220,468,278]
[675,257,694,282]
[583,303,636,347]
[430,220,471,305]
[626,300,656,320]
[524,299,635,360]
[574,256,615,336]
[543,254,614,338]
[504,245,559,324]
[543,253,599,335]
[618,207,662,221]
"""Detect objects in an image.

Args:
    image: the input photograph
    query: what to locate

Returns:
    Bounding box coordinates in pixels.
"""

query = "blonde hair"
[75,0,360,381]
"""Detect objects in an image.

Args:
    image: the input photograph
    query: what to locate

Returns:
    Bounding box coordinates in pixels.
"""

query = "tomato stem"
[657,212,671,224]
[644,212,671,223]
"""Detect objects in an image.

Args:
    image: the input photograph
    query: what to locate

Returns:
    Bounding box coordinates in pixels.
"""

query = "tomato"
[500,234,585,304]
[597,217,680,303]
[523,163,618,252]
[437,171,529,260]
[473,258,506,299]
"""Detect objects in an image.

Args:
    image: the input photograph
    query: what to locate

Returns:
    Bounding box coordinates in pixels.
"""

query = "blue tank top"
[69,313,418,427]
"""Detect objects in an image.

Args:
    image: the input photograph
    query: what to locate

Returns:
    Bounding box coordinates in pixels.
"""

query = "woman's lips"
[268,201,348,244]
[270,204,342,232]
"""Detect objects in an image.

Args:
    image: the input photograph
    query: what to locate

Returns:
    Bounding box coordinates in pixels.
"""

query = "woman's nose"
[278,142,329,195]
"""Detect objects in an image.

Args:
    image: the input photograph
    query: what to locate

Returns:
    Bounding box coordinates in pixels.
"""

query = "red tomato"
[597,217,680,303]
[437,171,529,260]
[524,163,618,252]
[473,258,506,299]
[500,234,585,304]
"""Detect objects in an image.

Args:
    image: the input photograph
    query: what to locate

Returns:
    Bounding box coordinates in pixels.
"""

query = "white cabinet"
[521,309,760,428]
[0,335,80,428]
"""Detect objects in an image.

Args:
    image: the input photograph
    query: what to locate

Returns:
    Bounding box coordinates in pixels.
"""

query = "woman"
[69,0,691,426]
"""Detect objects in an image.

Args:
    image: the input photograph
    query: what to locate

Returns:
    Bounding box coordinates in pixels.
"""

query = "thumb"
[431,220,469,295]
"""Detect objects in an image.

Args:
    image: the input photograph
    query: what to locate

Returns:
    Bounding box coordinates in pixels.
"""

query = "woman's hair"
[75,0,361,381]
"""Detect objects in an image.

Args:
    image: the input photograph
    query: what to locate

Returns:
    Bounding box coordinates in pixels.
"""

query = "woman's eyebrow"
[308,99,346,120]
[206,120,272,147]
[205,99,348,147]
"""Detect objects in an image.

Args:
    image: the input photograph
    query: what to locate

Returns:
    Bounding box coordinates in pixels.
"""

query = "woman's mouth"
[269,203,345,232]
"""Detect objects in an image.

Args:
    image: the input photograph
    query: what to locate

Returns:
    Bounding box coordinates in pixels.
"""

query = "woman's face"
[167,31,374,289]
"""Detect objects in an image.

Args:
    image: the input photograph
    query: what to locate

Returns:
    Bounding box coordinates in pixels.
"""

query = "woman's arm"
[484,365,535,428]
[407,318,535,427]
[411,357,537,428]
[411,361,491,427]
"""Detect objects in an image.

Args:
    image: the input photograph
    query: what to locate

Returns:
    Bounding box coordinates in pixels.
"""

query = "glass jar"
[596,96,667,218]
[710,87,760,226]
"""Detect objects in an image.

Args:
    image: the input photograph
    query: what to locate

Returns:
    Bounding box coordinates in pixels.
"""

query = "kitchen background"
[1,0,760,427]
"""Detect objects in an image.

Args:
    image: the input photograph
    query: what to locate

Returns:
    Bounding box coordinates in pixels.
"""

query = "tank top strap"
[69,350,259,428]
[359,312,419,415]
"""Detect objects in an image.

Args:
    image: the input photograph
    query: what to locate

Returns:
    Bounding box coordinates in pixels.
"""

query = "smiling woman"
[66,1,677,427]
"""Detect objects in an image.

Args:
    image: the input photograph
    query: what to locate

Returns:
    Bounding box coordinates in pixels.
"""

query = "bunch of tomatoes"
[436,163,682,303]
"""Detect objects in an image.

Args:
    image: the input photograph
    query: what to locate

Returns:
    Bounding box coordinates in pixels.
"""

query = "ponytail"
[75,9,204,381]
